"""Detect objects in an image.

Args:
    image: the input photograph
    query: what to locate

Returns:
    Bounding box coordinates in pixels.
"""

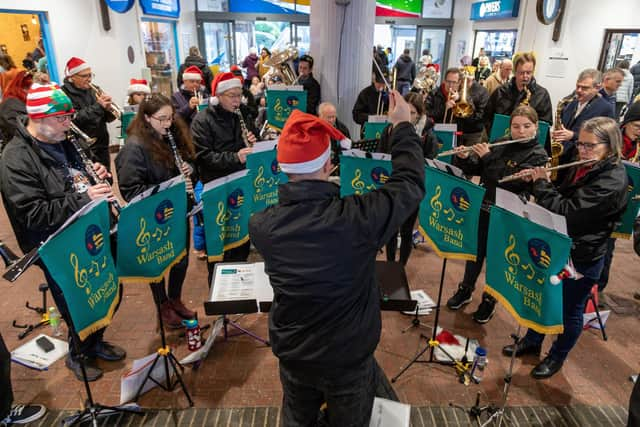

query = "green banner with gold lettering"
[266,89,307,130]
[485,206,572,334]
[339,152,392,197]
[246,143,288,214]
[611,161,640,239]
[201,170,253,262]
[116,179,188,284]
[363,122,388,140]
[434,130,455,164]
[38,200,120,341]
[418,166,485,261]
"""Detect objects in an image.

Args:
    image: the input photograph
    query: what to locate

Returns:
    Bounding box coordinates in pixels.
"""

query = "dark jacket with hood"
[532,153,628,264]
[394,55,416,83]
[0,118,91,253]
[484,77,553,135]
[177,55,214,94]
[249,122,425,370]
[299,73,321,116]
[191,103,258,183]
[62,79,116,168]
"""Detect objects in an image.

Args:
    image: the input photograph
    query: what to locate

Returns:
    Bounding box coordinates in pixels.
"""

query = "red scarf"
[622,132,638,160]
[572,165,593,184]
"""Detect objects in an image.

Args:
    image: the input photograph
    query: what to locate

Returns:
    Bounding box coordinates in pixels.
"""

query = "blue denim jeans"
[523,258,604,362]
[279,356,377,427]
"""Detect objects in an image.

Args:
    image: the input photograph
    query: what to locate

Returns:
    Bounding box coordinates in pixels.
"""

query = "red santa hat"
[210,71,243,106]
[127,78,151,95]
[65,56,90,77]
[26,83,75,119]
[182,65,203,83]
[277,109,348,174]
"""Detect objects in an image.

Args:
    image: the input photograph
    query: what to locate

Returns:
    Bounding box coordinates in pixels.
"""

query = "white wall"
[448,0,640,107]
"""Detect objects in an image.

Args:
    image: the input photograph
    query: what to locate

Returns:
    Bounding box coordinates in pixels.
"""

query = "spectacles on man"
[75,72,94,80]
[52,114,73,123]
[576,141,606,151]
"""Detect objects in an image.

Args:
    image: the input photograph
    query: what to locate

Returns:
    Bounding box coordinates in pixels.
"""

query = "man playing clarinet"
[0,83,125,382]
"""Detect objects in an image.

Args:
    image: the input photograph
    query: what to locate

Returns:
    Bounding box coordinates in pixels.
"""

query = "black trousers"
[0,332,12,420]
[206,240,251,287]
[279,356,377,427]
[597,238,616,292]
[149,228,191,303]
[385,209,418,266]
[460,209,495,302]
[629,375,640,427]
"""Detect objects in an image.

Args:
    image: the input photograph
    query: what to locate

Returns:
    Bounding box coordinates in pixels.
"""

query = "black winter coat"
[62,79,116,168]
[299,73,321,116]
[249,122,425,370]
[191,104,258,183]
[377,120,438,160]
[532,156,628,263]
[352,85,388,136]
[0,119,91,253]
[177,55,214,95]
[426,82,489,133]
[484,77,553,134]
[634,215,640,256]
[0,97,26,146]
[455,136,548,205]
[115,134,194,202]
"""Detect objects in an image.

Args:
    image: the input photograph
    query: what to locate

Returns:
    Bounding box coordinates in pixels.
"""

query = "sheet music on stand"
[495,188,568,236]
[128,176,184,205]
[342,149,391,161]
[206,262,273,315]
[425,158,465,179]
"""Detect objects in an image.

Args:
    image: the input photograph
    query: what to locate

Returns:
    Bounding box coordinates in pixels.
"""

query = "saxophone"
[520,86,531,106]
[550,95,574,180]
[235,108,252,147]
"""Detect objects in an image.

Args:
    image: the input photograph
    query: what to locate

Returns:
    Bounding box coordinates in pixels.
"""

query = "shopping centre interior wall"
[448,0,640,106]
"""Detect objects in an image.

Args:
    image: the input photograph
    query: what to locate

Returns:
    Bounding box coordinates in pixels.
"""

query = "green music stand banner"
[612,161,640,239]
[117,177,188,284]
[363,122,388,141]
[339,151,392,197]
[489,113,550,146]
[38,200,120,341]
[434,130,456,164]
[120,111,136,140]
[201,170,253,262]
[485,206,572,335]
[246,141,288,214]
[418,166,485,261]
[266,89,307,130]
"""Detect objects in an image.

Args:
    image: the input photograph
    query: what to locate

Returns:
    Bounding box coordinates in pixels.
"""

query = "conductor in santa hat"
[191,71,259,280]
[250,91,425,426]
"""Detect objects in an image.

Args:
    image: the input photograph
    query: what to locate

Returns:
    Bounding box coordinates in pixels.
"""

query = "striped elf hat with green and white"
[26,83,75,119]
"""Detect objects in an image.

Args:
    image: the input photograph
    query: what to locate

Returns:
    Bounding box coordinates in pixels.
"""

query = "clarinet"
[235,108,252,147]
[166,129,203,225]
[67,132,122,214]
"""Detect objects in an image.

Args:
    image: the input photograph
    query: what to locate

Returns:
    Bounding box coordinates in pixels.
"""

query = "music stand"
[62,306,143,426]
[133,282,193,406]
[351,138,380,152]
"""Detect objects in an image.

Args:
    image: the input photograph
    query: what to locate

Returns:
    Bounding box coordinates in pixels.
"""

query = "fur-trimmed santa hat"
[182,65,203,83]
[127,78,151,95]
[65,56,90,77]
[277,109,349,174]
[210,72,243,106]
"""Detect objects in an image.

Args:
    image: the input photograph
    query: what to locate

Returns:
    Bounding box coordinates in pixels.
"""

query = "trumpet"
[498,158,597,184]
[437,137,533,158]
[89,82,123,119]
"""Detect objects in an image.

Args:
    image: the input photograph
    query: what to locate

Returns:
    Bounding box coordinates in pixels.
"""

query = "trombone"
[498,159,597,184]
[89,82,123,119]
[437,136,534,158]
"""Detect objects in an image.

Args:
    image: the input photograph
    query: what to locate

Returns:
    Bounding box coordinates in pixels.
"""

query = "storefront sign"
[105,0,135,13]
[139,0,180,19]
[470,0,520,20]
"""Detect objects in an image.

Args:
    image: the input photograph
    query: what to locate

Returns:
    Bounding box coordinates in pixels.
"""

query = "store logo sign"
[471,0,520,20]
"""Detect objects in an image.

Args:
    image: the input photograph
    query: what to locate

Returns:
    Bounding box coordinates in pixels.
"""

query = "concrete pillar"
[310,0,376,138]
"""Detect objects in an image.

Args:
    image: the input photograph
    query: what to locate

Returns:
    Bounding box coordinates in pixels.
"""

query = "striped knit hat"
[26,83,75,119]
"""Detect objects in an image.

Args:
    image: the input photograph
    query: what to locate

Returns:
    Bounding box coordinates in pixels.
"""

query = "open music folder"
[205,262,273,315]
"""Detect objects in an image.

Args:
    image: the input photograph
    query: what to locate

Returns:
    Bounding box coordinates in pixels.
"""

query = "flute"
[437,137,532,158]
[498,159,597,184]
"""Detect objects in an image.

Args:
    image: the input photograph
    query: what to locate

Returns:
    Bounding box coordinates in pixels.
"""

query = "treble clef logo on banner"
[351,169,366,194]
[70,253,91,295]
[135,217,151,253]
[504,234,521,274]
[254,166,266,193]
[430,185,443,219]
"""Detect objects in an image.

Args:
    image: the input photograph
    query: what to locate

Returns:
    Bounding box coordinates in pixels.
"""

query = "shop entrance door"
[201,21,234,74]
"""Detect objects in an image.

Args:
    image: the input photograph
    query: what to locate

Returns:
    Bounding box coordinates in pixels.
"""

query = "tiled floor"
[1,190,639,424]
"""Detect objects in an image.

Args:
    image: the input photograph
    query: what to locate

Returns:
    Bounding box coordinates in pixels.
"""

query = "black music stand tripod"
[134,282,193,406]
[62,319,143,426]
